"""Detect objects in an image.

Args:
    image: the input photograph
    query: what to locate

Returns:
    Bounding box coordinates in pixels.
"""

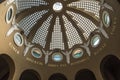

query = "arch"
[49,73,67,80]
[75,69,96,80]
[100,55,120,80]
[0,54,15,80]
[20,69,41,80]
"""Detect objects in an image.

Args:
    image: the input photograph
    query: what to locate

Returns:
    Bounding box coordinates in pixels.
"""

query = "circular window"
[52,53,63,62]
[72,48,84,59]
[91,34,101,48]
[102,11,111,27]
[14,32,24,47]
[31,48,42,58]
[53,2,63,12]
[6,6,14,24]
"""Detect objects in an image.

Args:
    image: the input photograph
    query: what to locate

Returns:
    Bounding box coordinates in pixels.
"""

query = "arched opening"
[49,73,67,80]
[0,54,15,80]
[100,55,120,80]
[0,0,4,3]
[117,0,120,3]
[75,69,96,80]
[20,70,40,80]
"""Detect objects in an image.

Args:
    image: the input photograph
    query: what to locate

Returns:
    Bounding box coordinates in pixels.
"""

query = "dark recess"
[75,69,96,80]
[20,70,40,80]
[0,55,10,80]
[0,0,4,3]
[101,55,120,80]
[118,0,120,3]
[49,73,67,80]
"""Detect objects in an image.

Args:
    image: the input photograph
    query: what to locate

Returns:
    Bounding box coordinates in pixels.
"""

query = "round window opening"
[91,34,101,48]
[14,32,24,47]
[53,2,63,12]
[102,11,111,27]
[52,53,63,62]
[6,6,14,24]
[72,48,84,59]
[31,48,42,58]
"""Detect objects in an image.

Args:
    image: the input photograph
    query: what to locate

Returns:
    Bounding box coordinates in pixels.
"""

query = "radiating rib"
[18,10,48,36]
[68,0,100,18]
[50,17,65,50]
[32,15,53,48]
[62,15,83,49]
[16,0,48,13]
[59,15,69,49]
[67,11,97,39]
